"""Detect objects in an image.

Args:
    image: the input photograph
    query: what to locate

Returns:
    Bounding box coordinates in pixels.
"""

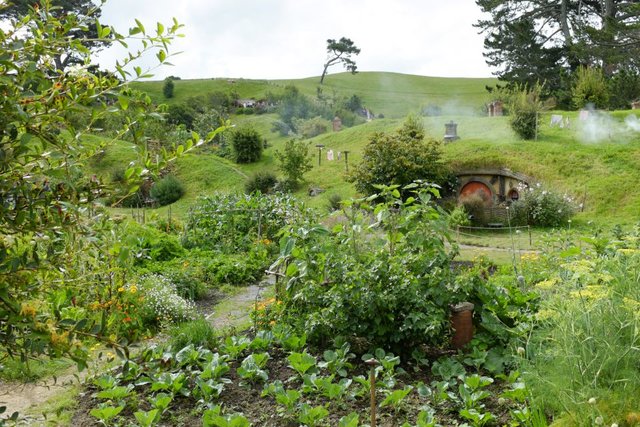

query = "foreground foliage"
[264,184,536,355]
[76,328,539,426]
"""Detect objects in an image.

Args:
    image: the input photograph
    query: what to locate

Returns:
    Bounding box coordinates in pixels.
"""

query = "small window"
[508,189,519,201]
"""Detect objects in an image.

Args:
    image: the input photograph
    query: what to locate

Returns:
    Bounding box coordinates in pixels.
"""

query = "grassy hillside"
[113,73,640,226]
[132,72,498,118]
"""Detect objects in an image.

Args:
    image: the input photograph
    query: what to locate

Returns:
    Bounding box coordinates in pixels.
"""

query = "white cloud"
[96,0,493,80]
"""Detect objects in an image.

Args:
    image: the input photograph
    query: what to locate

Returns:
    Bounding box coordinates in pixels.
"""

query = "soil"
[0,371,86,424]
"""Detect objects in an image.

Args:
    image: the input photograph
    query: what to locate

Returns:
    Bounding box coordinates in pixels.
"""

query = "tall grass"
[523,248,640,425]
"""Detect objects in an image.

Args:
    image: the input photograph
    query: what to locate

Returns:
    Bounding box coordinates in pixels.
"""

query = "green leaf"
[134,409,160,427]
[90,405,124,422]
[135,19,146,34]
[118,95,129,110]
[338,412,359,427]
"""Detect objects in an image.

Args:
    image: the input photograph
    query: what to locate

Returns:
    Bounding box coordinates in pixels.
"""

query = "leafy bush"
[204,252,267,286]
[510,183,576,227]
[168,319,218,351]
[274,139,313,189]
[126,223,185,264]
[608,67,640,109]
[348,115,449,197]
[136,274,197,327]
[459,193,489,226]
[163,77,174,98]
[150,175,185,206]
[265,183,537,354]
[268,184,458,352]
[327,194,343,212]
[166,103,196,129]
[245,171,278,194]
[231,126,263,164]
[292,116,329,138]
[332,108,363,128]
[271,120,293,136]
[572,66,609,109]
[508,84,543,140]
[182,192,313,253]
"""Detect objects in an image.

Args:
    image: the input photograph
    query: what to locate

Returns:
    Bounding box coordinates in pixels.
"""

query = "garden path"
[0,279,274,423]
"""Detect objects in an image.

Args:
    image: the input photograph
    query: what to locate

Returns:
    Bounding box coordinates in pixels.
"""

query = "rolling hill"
[111,72,640,226]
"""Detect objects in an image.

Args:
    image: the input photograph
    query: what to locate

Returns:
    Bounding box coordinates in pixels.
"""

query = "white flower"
[588,397,597,405]
[595,416,603,425]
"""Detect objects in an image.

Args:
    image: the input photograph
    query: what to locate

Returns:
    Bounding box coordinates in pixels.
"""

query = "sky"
[97,0,494,81]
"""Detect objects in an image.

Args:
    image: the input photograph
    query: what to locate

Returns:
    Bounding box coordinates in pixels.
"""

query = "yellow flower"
[535,278,558,291]
[536,308,557,321]
[117,286,125,293]
[19,303,37,318]
[570,285,608,301]
[617,248,640,256]
[129,285,137,294]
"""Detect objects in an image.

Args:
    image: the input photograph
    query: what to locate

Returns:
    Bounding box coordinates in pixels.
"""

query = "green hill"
[132,72,497,118]
[114,73,640,226]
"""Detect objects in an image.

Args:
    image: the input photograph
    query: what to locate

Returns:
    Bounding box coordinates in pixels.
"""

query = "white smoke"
[576,105,640,144]
[625,114,640,132]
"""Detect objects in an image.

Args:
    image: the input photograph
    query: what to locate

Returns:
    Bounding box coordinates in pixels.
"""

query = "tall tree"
[475,0,640,89]
[0,0,108,70]
[319,37,361,85]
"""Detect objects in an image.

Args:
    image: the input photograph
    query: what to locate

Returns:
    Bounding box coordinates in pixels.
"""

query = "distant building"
[457,168,530,206]
[487,100,504,117]
[235,99,257,108]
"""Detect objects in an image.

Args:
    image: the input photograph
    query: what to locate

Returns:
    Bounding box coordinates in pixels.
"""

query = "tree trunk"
[319,63,330,85]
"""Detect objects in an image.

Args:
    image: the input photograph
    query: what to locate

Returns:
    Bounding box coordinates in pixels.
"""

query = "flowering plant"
[136,274,197,327]
[510,183,576,227]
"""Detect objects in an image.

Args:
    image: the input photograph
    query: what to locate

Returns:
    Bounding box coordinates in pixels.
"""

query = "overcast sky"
[97,0,494,81]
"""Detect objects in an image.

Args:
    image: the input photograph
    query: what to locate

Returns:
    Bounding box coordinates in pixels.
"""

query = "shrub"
[508,84,544,140]
[274,139,313,189]
[163,77,174,99]
[608,68,640,109]
[182,192,313,253]
[136,274,197,327]
[192,108,227,141]
[327,194,343,212]
[292,116,329,138]
[231,126,263,164]
[168,319,218,351]
[332,108,363,128]
[204,252,267,286]
[271,120,292,137]
[348,115,448,197]
[166,103,196,129]
[150,175,185,206]
[344,94,363,112]
[125,223,185,264]
[267,184,456,352]
[572,66,609,109]
[245,171,278,194]
[459,193,489,226]
[510,183,576,227]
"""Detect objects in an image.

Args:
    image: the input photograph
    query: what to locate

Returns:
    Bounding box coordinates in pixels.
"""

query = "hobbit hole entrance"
[460,181,493,205]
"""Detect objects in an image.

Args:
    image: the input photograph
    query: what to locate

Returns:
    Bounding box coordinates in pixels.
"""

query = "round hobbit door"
[459,181,493,205]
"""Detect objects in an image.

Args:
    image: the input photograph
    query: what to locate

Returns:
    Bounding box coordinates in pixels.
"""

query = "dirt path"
[206,280,273,330]
[0,279,274,423]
